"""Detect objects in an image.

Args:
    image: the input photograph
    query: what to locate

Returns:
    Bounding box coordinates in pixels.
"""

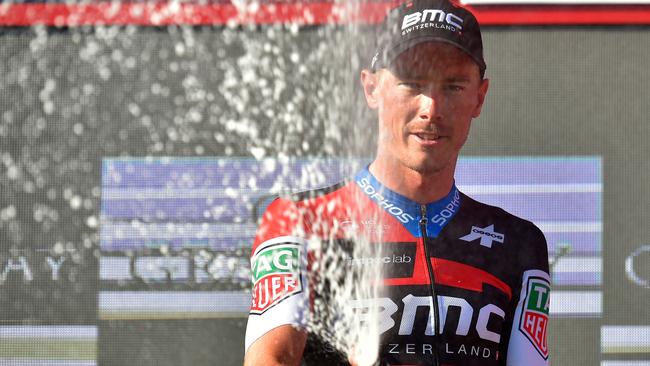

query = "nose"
[417,88,442,122]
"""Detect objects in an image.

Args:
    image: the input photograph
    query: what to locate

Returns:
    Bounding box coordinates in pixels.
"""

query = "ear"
[472,78,489,118]
[360,69,380,109]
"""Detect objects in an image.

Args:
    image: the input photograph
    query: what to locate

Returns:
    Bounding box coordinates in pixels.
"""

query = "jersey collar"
[354,167,462,238]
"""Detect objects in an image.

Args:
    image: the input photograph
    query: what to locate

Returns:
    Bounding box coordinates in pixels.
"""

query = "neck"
[368,158,456,205]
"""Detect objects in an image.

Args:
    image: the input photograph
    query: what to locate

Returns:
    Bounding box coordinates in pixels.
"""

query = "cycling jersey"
[245,167,550,366]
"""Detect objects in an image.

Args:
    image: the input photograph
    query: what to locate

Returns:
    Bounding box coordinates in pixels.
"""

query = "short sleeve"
[244,198,310,352]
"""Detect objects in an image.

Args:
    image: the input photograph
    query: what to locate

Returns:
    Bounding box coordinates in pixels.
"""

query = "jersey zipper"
[420,205,440,366]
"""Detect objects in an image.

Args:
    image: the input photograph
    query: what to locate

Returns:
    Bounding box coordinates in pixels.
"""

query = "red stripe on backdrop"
[0,2,397,26]
[474,5,650,25]
[1,2,650,26]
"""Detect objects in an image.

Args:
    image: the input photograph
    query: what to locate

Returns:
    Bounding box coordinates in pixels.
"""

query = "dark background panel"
[548,317,601,366]
[98,319,247,366]
[1,25,649,365]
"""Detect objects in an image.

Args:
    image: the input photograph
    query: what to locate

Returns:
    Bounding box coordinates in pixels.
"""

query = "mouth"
[411,132,444,145]
[414,133,439,141]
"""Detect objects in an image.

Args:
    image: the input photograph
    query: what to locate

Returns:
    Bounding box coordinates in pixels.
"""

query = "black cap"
[371,0,486,77]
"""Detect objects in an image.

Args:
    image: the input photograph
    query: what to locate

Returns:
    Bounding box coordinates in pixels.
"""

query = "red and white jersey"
[245,168,550,366]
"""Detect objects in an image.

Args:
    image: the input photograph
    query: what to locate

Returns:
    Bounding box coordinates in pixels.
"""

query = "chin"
[405,161,446,175]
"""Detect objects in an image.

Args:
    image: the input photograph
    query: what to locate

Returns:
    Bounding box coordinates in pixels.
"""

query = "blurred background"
[0,1,649,365]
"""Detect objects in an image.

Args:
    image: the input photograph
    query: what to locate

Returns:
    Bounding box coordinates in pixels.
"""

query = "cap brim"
[381,35,486,73]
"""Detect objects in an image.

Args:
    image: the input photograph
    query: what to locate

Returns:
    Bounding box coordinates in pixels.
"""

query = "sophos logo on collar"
[356,177,416,224]
[401,9,463,34]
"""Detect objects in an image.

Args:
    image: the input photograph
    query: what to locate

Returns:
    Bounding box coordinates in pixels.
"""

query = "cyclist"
[244,1,550,365]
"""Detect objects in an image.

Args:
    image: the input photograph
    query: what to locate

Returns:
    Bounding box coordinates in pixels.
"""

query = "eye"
[446,84,465,92]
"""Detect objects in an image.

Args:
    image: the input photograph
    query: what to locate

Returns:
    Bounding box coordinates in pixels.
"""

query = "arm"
[244,198,309,366]
[243,325,307,366]
[503,224,550,366]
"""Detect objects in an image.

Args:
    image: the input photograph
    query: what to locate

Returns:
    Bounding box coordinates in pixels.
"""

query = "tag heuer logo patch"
[519,277,550,359]
[250,243,302,314]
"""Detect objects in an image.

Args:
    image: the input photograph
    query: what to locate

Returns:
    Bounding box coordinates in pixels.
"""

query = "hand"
[347,346,379,366]
[347,349,359,366]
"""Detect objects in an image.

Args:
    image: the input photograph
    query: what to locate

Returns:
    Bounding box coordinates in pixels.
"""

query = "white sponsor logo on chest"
[459,224,505,248]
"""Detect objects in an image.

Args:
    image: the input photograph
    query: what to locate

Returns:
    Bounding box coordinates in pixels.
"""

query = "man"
[244,0,550,365]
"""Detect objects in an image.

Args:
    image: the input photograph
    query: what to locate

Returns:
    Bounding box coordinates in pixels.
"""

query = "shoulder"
[264,179,351,210]
[459,192,549,274]
[262,179,351,221]
[459,192,545,242]
[252,180,352,251]
[285,179,351,202]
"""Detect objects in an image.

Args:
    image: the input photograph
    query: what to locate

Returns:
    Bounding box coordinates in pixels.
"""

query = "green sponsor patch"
[526,281,550,315]
[519,277,550,359]
[250,243,302,314]
[251,245,299,282]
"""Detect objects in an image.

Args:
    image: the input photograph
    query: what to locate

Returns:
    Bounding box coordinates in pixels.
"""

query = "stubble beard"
[404,135,453,175]
[376,127,454,178]
[402,155,448,176]
[383,142,450,178]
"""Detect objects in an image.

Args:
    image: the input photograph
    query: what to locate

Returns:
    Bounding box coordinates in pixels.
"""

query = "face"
[361,42,489,176]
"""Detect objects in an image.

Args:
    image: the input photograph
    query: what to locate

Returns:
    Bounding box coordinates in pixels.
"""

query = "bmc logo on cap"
[402,9,464,31]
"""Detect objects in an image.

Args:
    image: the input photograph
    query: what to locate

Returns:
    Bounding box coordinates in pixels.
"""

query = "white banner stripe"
[100,222,258,240]
[550,291,601,315]
[100,257,131,280]
[458,183,602,194]
[0,326,97,339]
[553,257,602,273]
[536,221,602,233]
[99,291,251,312]
[0,361,95,366]
[102,188,261,200]
[602,326,650,348]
